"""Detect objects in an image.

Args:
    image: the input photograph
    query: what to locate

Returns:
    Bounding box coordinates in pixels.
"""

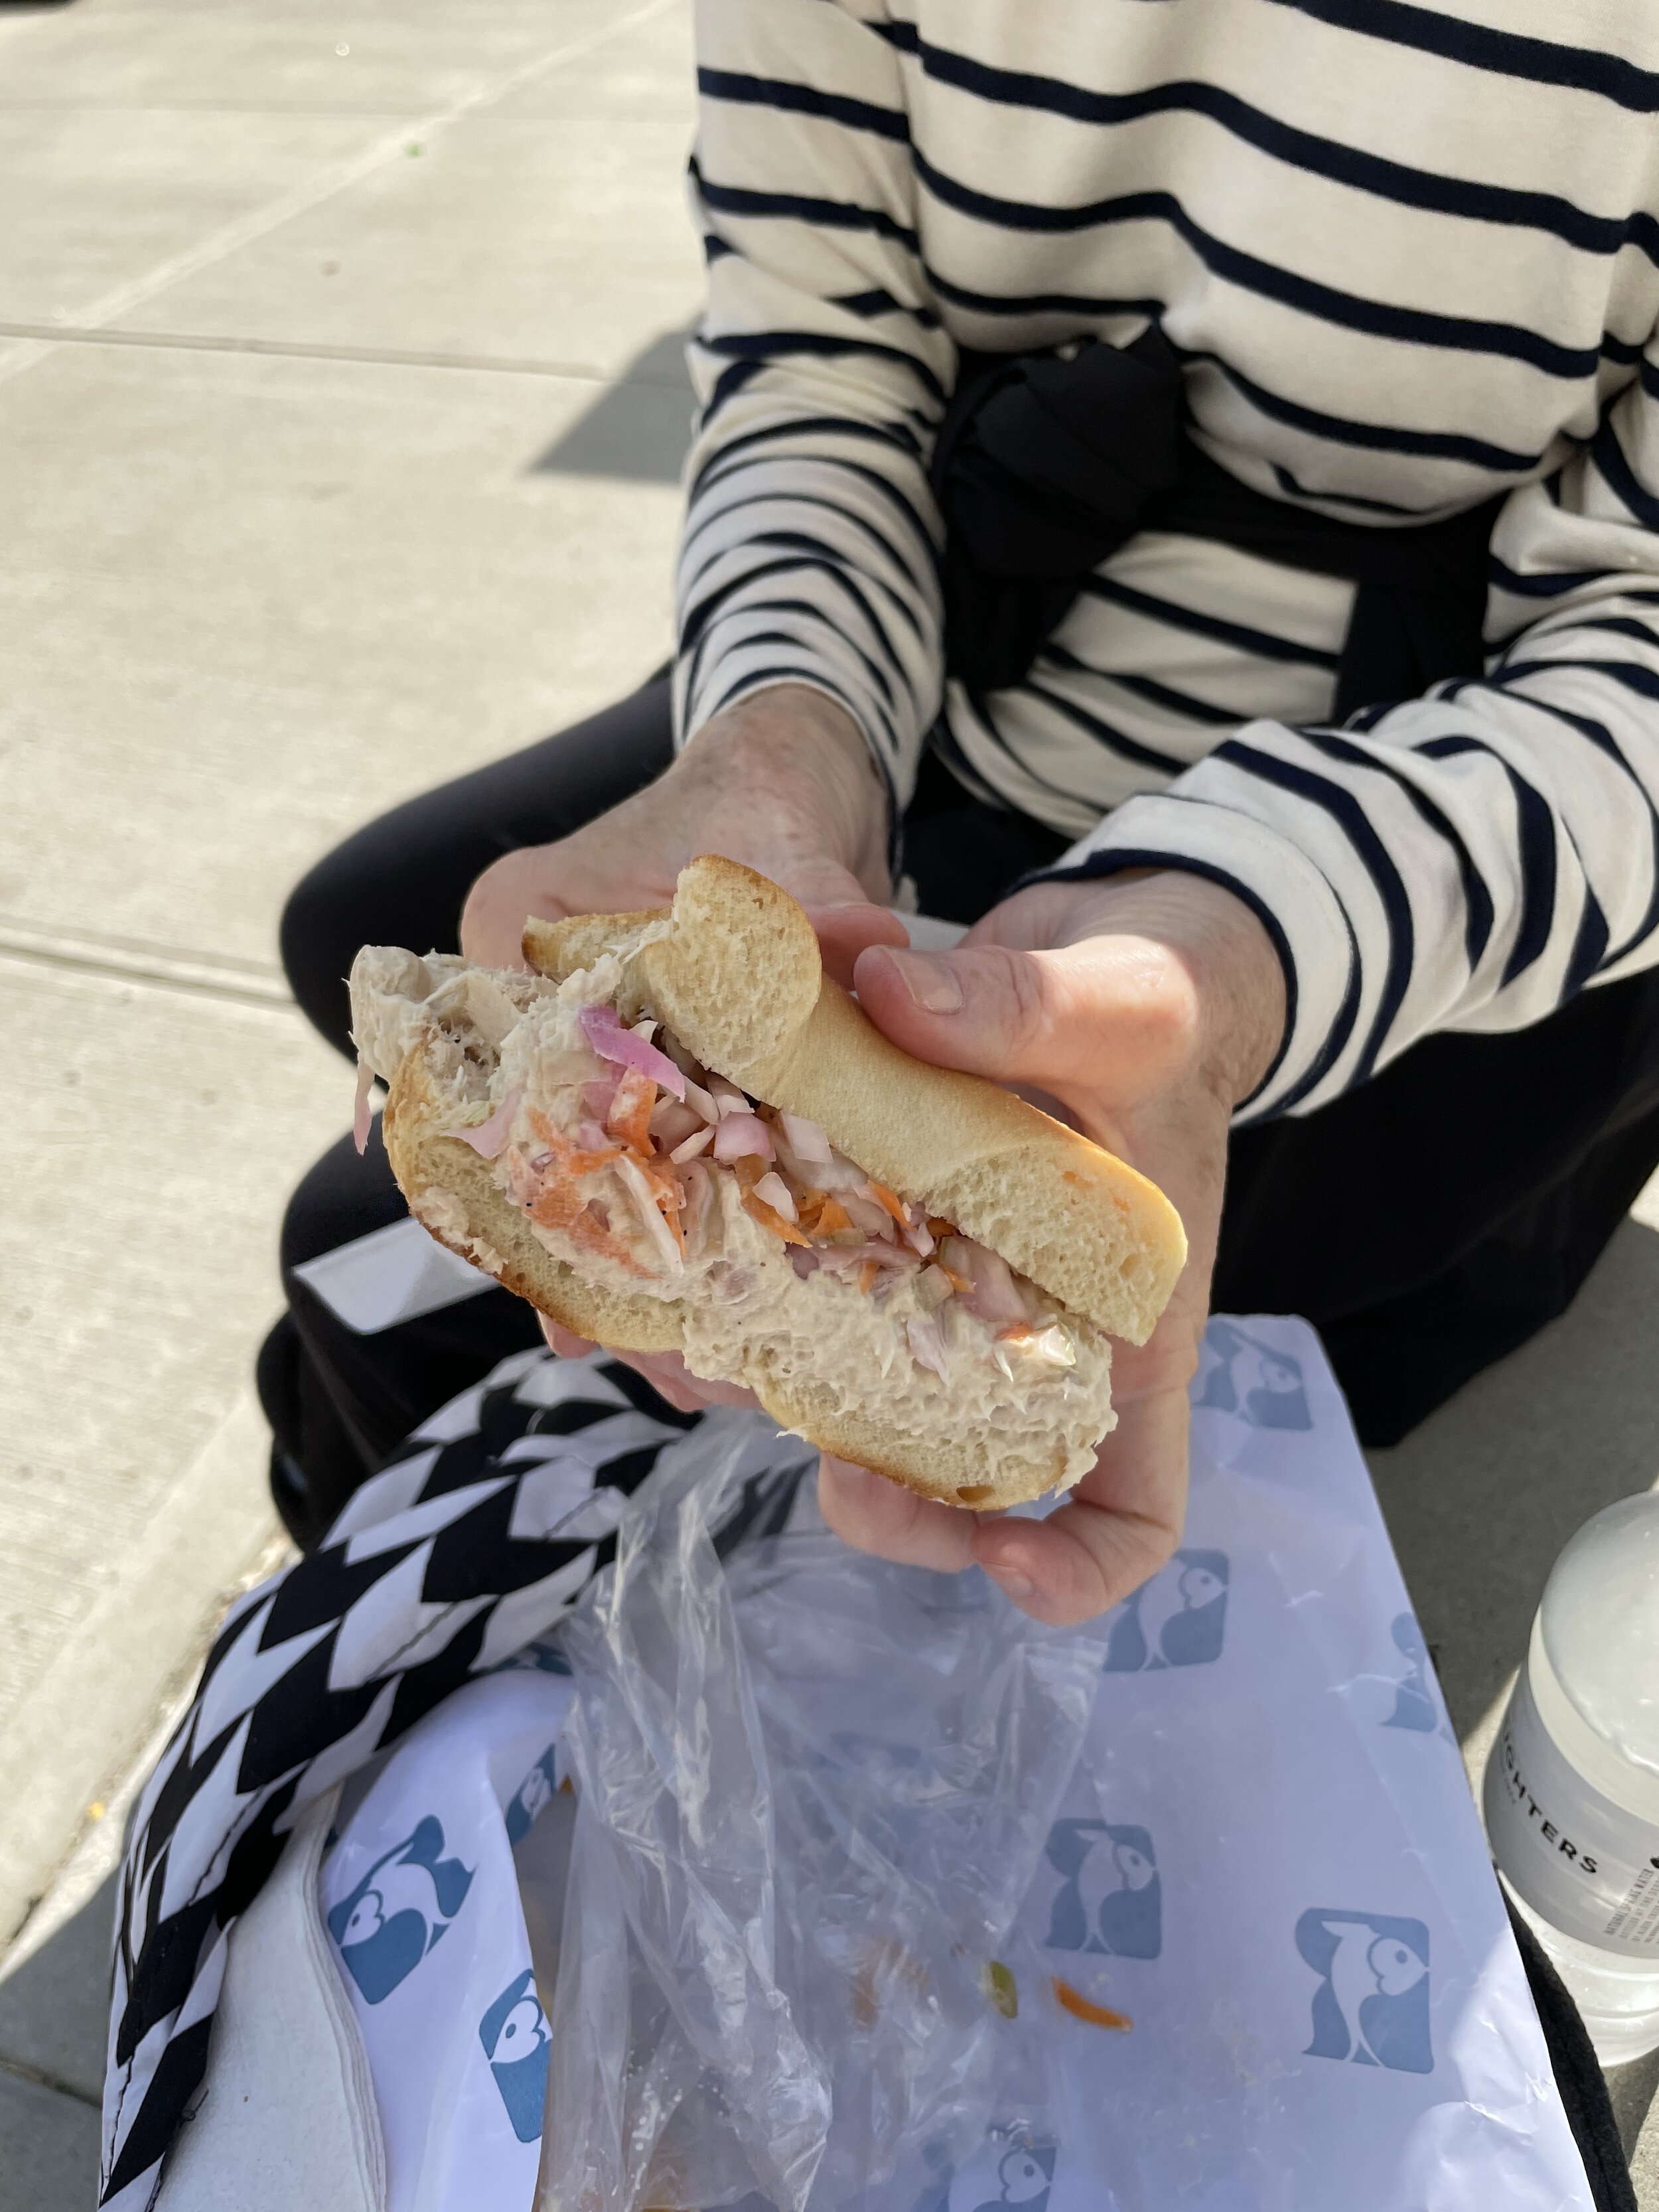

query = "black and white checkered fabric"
[99,1347,797,2211]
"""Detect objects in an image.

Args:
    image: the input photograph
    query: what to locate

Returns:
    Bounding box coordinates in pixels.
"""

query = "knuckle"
[987,944,1052,1057]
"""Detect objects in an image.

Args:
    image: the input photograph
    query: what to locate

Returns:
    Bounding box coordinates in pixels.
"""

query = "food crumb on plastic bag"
[852,1935,930,2029]
[1052,1977,1132,2031]
[981,1961,1019,2019]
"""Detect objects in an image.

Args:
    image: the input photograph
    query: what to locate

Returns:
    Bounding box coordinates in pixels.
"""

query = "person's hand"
[459,684,907,986]
[470,681,906,1410]
[815,870,1287,1627]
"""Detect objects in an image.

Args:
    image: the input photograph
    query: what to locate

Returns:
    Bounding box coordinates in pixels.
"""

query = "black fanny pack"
[930,327,1503,716]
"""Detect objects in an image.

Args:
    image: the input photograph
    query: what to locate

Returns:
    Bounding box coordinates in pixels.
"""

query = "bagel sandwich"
[348,857,1185,1509]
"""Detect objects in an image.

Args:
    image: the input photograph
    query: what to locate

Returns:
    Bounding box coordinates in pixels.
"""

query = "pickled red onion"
[778,1112,831,1163]
[753,1170,798,1222]
[901,1214,936,1260]
[683,1079,719,1126]
[814,1240,914,1275]
[942,1236,1028,1329]
[713,1113,773,1163]
[444,1087,522,1160]
[577,1002,685,1097]
[906,1315,948,1380]
[649,1098,703,1149]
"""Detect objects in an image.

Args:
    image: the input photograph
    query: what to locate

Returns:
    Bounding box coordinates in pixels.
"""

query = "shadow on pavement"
[0,1872,112,2209]
[1371,1215,1659,1743]
[1372,1216,1659,2170]
[532,328,695,484]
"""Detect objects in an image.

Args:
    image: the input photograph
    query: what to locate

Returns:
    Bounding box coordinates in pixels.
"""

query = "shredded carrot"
[527,1106,620,1175]
[606,1066,656,1153]
[798,1191,853,1238]
[529,1181,579,1231]
[996,1323,1035,1343]
[938,1265,972,1295]
[529,1185,648,1274]
[658,1172,687,1254]
[656,1185,687,1254]
[573,1210,650,1274]
[927,1215,956,1240]
[1052,1978,1131,2031]
[865,1179,912,1229]
[857,1259,881,1295]
[743,1188,811,1247]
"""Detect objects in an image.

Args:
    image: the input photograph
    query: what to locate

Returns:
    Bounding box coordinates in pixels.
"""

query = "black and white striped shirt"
[672,0,1659,1117]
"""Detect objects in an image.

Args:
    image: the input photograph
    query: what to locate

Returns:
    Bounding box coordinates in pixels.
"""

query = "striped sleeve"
[674,0,952,805]
[1055,339,1659,1122]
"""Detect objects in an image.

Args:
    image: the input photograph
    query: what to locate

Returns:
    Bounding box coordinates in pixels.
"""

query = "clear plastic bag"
[543,1410,1102,2212]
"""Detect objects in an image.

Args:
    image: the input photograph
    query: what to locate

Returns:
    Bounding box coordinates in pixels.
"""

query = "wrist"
[676,684,891,893]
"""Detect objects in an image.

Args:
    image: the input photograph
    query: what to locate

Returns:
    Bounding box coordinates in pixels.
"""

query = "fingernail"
[987,1567,1034,1602]
[883,948,964,1014]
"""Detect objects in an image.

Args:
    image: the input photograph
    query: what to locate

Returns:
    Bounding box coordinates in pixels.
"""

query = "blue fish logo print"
[479,1968,550,2143]
[1103,1548,1229,1672]
[912,2128,1057,2212]
[1296,1909,1432,2074]
[1043,1819,1161,1959]
[1193,1321,1312,1431]
[326,1815,474,2004]
[1381,1613,1452,1739]
[505,1746,560,1846]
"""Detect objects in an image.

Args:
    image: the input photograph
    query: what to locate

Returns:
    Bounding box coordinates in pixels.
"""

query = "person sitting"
[261,0,1659,1627]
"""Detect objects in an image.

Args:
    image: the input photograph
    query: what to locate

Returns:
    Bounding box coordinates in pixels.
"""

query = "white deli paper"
[317,1318,1591,2212]
[319,1662,577,2212]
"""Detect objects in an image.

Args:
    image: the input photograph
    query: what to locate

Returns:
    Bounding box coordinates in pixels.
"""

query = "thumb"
[853,939,1198,1091]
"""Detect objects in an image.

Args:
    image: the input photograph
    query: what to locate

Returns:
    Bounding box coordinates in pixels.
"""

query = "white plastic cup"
[1482,1493,1659,2064]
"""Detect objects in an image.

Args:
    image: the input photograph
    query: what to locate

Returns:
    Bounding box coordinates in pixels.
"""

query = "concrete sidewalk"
[0,0,698,2191]
[0,0,1654,2201]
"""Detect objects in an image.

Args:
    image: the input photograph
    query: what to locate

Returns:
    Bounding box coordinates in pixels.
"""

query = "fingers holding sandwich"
[362,848,1210,1612]
[835,867,1286,1627]
[817,1372,1191,1626]
[818,1456,981,1576]
[460,685,893,970]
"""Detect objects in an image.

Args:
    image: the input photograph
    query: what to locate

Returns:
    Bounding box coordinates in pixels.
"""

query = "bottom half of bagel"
[384,1055,1118,1509]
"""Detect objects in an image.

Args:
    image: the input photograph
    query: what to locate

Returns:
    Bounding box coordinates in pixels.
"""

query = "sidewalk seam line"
[0,321,687,387]
[0,2049,101,2110]
[0,0,681,391]
[0,938,299,1011]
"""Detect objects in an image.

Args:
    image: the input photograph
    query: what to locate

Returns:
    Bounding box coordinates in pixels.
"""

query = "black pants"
[262,672,1659,1548]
